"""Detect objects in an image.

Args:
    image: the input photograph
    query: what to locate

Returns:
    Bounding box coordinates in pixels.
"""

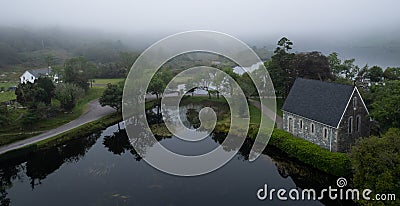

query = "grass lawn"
[170,76,193,84]
[0,81,18,88]
[252,97,284,117]
[178,95,269,125]
[92,78,124,87]
[0,91,16,102]
[249,104,261,124]
[274,98,284,117]
[0,81,18,102]
[179,95,228,104]
[34,87,105,130]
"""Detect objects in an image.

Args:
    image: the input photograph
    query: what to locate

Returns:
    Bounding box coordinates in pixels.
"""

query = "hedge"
[268,129,352,177]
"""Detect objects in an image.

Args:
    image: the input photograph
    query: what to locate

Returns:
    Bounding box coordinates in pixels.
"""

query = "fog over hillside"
[1,0,399,68]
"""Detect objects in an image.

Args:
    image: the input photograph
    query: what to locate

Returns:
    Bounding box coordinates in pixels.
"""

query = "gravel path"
[0,99,115,155]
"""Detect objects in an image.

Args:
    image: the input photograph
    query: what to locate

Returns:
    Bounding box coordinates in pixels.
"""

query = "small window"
[353,97,358,109]
[299,119,303,129]
[323,128,328,139]
[311,123,315,134]
[348,117,353,134]
[356,115,361,132]
[288,117,293,132]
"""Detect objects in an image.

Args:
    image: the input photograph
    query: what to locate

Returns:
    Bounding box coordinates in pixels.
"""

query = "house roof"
[282,78,355,127]
[27,68,52,78]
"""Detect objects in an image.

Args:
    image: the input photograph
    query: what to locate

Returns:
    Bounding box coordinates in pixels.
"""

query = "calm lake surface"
[0,105,351,206]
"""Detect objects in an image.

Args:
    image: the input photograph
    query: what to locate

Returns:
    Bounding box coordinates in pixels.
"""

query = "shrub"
[350,128,400,205]
[268,129,351,177]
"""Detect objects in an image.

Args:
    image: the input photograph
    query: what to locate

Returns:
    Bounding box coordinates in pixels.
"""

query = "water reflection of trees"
[0,164,23,206]
[103,128,142,161]
[0,132,101,205]
[26,132,100,188]
[268,148,354,205]
[103,124,174,159]
[228,139,354,206]
[185,108,200,128]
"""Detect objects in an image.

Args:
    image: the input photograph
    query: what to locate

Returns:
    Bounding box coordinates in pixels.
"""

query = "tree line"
[264,37,399,205]
[0,26,139,70]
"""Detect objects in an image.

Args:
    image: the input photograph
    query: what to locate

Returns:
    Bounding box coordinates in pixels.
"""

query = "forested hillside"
[0,26,135,71]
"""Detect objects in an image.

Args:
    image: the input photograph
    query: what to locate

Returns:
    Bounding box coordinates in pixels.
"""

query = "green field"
[0,91,16,102]
[92,78,124,86]
[252,97,284,117]
[0,81,18,102]
[0,81,18,88]
[170,76,193,84]
[178,96,272,128]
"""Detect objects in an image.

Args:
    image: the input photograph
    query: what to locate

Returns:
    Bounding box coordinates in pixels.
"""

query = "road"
[0,99,115,155]
[248,99,283,129]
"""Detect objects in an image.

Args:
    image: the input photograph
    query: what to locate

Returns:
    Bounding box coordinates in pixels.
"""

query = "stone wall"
[283,111,338,151]
[337,89,370,152]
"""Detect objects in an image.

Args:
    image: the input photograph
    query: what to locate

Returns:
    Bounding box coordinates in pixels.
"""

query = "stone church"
[282,78,370,152]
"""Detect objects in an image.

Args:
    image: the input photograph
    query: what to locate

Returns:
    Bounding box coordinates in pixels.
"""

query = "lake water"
[0,105,351,206]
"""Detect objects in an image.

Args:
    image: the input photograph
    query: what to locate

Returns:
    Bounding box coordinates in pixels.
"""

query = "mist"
[1,0,400,67]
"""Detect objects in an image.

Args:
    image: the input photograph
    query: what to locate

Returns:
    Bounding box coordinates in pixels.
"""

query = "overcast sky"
[1,0,400,66]
[1,0,398,36]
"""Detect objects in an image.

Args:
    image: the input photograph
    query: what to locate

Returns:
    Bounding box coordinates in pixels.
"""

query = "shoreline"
[0,103,352,177]
[0,112,122,162]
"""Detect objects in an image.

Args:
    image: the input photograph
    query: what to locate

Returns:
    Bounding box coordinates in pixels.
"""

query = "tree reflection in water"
[103,128,141,161]
[0,132,101,205]
[185,108,200,129]
[0,164,22,206]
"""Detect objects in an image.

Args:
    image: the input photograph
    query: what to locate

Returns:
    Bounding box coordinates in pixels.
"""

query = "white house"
[20,67,59,84]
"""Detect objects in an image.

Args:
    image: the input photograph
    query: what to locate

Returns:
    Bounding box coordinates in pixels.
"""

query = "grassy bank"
[251,97,284,117]
[36,112,121,148]
[0,112,121,162]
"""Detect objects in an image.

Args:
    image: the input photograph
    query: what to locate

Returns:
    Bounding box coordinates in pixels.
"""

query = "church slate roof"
[282,78,355,127]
